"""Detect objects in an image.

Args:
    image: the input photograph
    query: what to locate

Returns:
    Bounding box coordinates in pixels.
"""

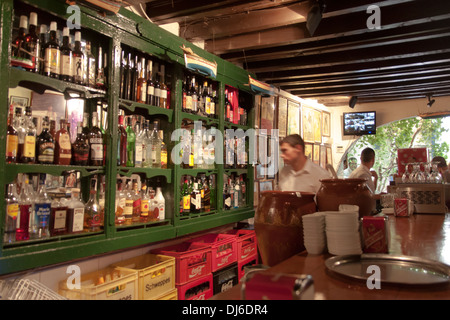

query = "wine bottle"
[60,27,73,82]
[137,57,147,104]
[146,60,155,105]
[88,112,104,166]
[19,106,36,164]
[23,12,40,73]
[43,21,60,78]
[11,15,28,68]
[72,121,89,165]
[6,106,19,163]
[54,118,72,165]
[36,116,55,164]
[72,31,84,85]
[159,64,168,108]
[117,112,127,167]
[125,116,136,167]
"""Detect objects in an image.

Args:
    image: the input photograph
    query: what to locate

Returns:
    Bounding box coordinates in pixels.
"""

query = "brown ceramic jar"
[254,191,317,267]
[316,178,375,218]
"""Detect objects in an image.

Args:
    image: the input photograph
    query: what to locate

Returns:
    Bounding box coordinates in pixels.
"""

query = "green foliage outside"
[347,116,449,193]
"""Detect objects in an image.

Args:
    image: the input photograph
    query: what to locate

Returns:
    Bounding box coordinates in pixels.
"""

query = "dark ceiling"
[127,0,450,107]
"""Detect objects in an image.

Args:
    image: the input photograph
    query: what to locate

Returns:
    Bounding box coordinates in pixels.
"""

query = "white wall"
[328,96,450,170]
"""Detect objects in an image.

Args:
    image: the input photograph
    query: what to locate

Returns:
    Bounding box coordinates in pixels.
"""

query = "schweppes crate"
[58,267,138,300]
[113,254,175,300]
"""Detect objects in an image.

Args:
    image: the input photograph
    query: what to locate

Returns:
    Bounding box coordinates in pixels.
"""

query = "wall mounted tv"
[343,111,376,136]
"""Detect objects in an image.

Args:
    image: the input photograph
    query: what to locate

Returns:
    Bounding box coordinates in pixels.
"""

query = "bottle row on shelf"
[223,173,247,211]
[3,173,104,244]
[182,74,217,119]
[114,175,165,226]
[6,105,105,166]
[117,112,167,169]
[11,12,107,90]
[119,49,170,109]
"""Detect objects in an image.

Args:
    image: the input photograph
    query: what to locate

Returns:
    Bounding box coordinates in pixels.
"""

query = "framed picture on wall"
[302,105,314,143]
[313,109,322,143]
[10,96,29,108]
[287,101,300,135]
[278,97,288,137]
[304,142,313,160]
[322,111,331,137]
[313,144,320,164]
[259,180,274,192]
[326,146,333,165]
[320,145,327,169]
[261,96,275,131]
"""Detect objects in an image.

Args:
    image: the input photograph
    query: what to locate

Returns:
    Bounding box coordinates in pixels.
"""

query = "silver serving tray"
[325,254,450,285]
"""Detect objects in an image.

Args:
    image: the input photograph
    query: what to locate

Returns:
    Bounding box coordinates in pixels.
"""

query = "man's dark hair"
[361,147,375,163]
[432,156,447,168]
[280,134,305,150]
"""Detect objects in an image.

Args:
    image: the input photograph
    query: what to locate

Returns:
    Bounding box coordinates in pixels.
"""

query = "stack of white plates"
[324,211,362,255]
[302,212,326,254]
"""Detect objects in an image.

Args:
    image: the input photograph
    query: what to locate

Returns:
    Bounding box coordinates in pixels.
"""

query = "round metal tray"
[325,254,450,285]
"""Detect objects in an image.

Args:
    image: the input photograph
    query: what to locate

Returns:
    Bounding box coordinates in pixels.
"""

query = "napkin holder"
[396,183,449,214]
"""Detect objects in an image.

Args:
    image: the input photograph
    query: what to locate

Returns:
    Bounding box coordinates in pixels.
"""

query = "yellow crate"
[58,267,138,300]
[113,254,176,300]
[157,288,178,300]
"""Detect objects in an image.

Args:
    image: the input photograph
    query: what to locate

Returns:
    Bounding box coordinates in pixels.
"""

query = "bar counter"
[211,214,450,300]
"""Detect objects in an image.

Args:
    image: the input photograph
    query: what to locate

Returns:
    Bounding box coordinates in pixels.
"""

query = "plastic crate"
[213,262,238,294]
[225,229,257,261]
[187,233,238,272]
[152,242,212,285]
[157,288,178,300]
[59,267,138,300]
[177,274,213,300]
[237,254,258,282]
[112,254,175,300]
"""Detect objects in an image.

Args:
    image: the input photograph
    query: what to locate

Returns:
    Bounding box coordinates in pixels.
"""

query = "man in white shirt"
[349,147,379,194]
[278,134,331,193]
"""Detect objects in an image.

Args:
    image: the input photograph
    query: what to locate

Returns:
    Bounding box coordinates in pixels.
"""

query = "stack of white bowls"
[324,211,362,255]
[302,212,326,254]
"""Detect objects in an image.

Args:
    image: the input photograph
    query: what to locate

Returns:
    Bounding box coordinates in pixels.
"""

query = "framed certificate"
[278,97,288,137]
[322,111,331,137]
[313,109,322,143]
[302,105,314,143]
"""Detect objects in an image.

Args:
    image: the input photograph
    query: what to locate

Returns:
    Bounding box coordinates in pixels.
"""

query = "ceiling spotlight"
[427,94,435,108]
[349,96,358,109]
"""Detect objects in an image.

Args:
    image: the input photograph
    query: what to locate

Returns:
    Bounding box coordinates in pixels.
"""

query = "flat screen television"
[343,111,376,136]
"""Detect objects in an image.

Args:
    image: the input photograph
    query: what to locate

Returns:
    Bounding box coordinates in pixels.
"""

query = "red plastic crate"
[151,242,212,285]
[177,274,213,300]
[237,254,258,282]
[187,233,238,272]
[225,229,257,262]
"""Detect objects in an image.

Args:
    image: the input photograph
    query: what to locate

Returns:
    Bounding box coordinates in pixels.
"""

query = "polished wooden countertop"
[211,214,450,300]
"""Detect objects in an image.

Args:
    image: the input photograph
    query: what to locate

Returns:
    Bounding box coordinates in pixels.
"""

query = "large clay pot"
[316,179,375,217]
[254,191,317,267]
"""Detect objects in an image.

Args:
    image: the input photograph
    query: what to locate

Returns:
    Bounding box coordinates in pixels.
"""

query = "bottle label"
[141,199,149,216]
[72,208,84,232]
[38,142,55,163]
[35,203,51,227]
[124,200,133,218]
[45,48,60,74]
[205,97,211,115]
[54,209,67,230]
[7,203,19,219]
[90,138,103,161]
[161,150,167,167]
[140,86,147,103]
[157,204,165,220]
[183,195,191,210]
[161,89,167,99]
[6,135,18,157]
[154,87,161,98]
[61,54,73,76]
[210,102,215,115]
[73,56,84,82]
[185,96,193,111]
[23,136,36,158]
[147,85,155,96]
[135,145,143,165]
[58,133,71,150]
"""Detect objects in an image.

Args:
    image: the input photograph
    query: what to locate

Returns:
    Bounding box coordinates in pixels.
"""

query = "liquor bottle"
[152,187,165,221]
[209,175,216,210]
[23,12,40,73]
[32,174,51,239]
[95,46,106,90]
[84,177,102,232]
[72,31,84,85]
[129,55,138,101]
[182,78,188,112]
[137,57,147,104]
[189,129,195,169]
[141,120,151,167]
[39,24,47,74]
[19,106,36,164]
[50,193,68,236]
[125,116,136,167]
[233,177,240,209]
[98,180,105,229]
[72,121,89,165]
[6,106,19,163]
[115,180,126,225]
[17,176,33,241]
[88,112,104,166]
[146,60,155,105]
[153,63,161,107]
[4,183,19,244]
[54,118,72,165]
[36,116,55,164]
[11,15,28,68]
[150,120,161,168]
[197,177,204,212]
[132,179,141,223]
[239,175,246,207]
[202,81,211,117]
[223,180,231,210]
[60,27,73,82]
[160,130,167,169]
[191,77,198,115]
[123,180,133,225]
[67,188,85,234]
[117,112,127,167]
[86,41,96,88]
[120,51,129,99]
[185,76,193,114]
[159,64,168,108]
[140,182,150,222]
[190,179,201,214]
[134,119,143,167]
[202,175,211,212]
[147,186,156,220]
[225,89,232,122]
[181,177,190,216]
[43,21,60,78]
